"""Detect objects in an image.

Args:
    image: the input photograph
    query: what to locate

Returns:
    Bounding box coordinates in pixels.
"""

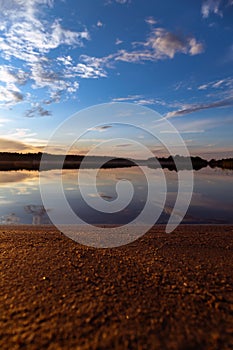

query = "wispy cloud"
[107,0,131,4]
[145,17,157,25]
[161,115,233,134]
[65,63,107,79]
[202,0,222,18]
[1,128,48,148]
[112,95,143,102]
[0,138,40,152]
[115,0,130,3]
[201,0,233,18]
[198,77,233,90]
[165,97,233,118]
[0,117,10,127]
[82,26,204,69]
[89,125,113,132]
[115,38,123,45]
[112,95,167,106]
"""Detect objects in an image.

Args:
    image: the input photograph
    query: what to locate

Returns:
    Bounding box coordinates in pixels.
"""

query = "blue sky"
[0,0,232,158]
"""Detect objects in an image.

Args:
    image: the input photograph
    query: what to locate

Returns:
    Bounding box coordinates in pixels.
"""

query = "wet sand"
[0,225,232,349]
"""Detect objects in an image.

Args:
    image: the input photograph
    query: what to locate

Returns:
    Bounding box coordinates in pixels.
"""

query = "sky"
[0,0,232,159]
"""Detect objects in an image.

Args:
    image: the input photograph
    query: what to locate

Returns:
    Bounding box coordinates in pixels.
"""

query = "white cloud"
[197,77,233,91]
[0,0,90,110]
[115,38,123,45]
[112,95,143,102]
[201,0,233,18]
[4,128,37,139]
[114,0,130,3]
[0,65,28,85]
[57,56,73,66]
[0,17,89,62]
[201,0,222,18]
[112,95,168,106]
[94,27,204,64]
[143,28,204,59]
[97,21,103,27]
[0,65,28,106]
[0,85,24,106]
[198,84,209,90]
[67,63,107,79]
[105,0,131,4]
[0,117,10,127]
[145,17,157,25]
[189,38,205,55]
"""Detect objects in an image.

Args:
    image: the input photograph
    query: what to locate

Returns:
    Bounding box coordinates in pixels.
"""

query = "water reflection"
[0,167,232,225]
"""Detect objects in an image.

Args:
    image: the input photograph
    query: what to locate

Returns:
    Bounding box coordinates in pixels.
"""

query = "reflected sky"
[0,167,232,225]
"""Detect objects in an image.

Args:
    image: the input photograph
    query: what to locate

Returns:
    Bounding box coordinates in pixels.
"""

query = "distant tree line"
[0,152,232,171]
[209,158,233,170]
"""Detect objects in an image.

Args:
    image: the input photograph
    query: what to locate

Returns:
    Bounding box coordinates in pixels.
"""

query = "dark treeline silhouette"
[0,152,136,171]
[0,152,232,171]
[209,158,233,170]
[146,155,208,171]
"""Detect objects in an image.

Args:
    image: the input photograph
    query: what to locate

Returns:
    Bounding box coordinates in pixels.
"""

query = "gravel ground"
[0,225,232,350]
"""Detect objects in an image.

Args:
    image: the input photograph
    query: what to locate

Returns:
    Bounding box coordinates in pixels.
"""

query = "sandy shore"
[0,225,232,350]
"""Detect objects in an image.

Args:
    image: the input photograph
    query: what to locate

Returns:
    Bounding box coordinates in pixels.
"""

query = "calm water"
[0,167,232,225]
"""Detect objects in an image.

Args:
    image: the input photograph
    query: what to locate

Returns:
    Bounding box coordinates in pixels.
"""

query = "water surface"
[0,167,232,225]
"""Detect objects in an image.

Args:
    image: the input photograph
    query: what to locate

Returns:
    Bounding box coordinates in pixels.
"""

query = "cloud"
[2,128,48,148]
[141,28,204,60]
[115,0,130,3]
[0,117,10,127]
[0,0,90,110]
[115,38,123,45]
[66,63,107,79]
[198,77,233,90]
[0,85,24,106]
[89,125,113,132]
[6,128,37,139]
[25,105,52,118]
[201,0,222,18]
[165,97,233,118]
[97,21,103,27]
[88,27,204,67]
[0,65,28,105]
[0,15,89,62]
[0,138,39,152]
[112,95,168,107]
[0,65,28,85]
[79,27,204,80]
[115,143,132,147]
[201,0,233,18]
[29,61,80,96]
[189,38,205,55]
[145,17,157,25]
[112,95,143,102]
[105,0,131,4]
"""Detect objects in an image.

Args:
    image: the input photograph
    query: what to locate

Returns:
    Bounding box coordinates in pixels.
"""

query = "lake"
[0,167,232,225]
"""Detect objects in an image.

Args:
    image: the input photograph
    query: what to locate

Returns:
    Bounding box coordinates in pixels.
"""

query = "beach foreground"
[0,225,232,350]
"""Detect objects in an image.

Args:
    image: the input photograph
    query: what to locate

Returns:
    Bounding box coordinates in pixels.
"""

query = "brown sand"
[0,225,232,350]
